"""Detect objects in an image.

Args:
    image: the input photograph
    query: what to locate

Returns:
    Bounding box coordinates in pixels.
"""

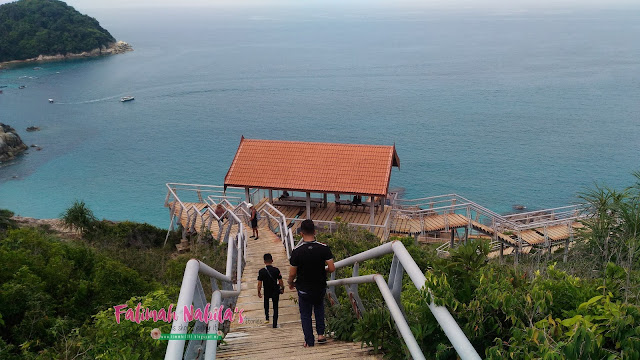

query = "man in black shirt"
[257,253,283,328]
[288,219,335,347]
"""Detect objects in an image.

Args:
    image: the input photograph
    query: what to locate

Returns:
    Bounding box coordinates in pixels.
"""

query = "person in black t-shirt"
[257,253,283,328]
[288,219,335,347]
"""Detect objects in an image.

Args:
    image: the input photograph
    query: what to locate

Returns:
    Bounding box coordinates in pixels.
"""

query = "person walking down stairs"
[257,253,284,328]
[288,219,335,347]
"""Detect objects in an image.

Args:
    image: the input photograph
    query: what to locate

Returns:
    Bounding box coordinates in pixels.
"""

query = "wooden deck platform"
[273,202,392,239]
[170,202,232,240]
[470,220,517,245]
[168,201,582,250]
[392,213,469,234]
[516,223,584,245]
[216,225,381,359]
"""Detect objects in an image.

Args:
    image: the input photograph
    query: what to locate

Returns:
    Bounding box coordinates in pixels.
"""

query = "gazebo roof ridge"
[224,137,400,196]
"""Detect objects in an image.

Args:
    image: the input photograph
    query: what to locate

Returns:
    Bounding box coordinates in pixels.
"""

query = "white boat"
[48,99,54,103]
[121,96,134,102]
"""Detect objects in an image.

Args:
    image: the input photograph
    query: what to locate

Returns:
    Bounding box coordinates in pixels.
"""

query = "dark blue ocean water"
[1,6,639,227]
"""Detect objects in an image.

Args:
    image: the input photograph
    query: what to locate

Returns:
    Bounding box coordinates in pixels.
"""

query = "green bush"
[87,220,174,248]
[321,222,640,359]
[0,227,152,357]
[80,291,173,360]
[0,209,16,231]
[325,299,357,341]
[60,200,97,235]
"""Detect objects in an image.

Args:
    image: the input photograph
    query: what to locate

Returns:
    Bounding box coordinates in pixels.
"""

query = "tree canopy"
[0,0,116,62]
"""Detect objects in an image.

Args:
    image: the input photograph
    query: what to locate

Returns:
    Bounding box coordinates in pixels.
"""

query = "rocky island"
[0,0,132,68]
[0,123,28,162]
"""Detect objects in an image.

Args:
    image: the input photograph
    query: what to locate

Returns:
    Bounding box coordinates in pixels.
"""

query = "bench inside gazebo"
[224,137,400,236]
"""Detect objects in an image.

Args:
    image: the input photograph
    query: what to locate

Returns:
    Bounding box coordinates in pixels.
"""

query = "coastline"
[0,40,133,69]
[11,215,80,238]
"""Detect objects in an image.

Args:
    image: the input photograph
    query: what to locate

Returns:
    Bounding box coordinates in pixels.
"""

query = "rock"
[0,123,28,162]
[1,41,133,68]
[26,126,40,132]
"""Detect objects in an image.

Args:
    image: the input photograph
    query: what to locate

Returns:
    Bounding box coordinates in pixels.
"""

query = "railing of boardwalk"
[258,201,296,258]
[282,208,394,242]
[164,183,248,243]
[392,194,588,262]
[326,240,482,360]
[164,208,248,360]
[391,194,520,245]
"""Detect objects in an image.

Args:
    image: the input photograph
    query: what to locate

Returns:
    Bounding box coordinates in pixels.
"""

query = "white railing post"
[165,260,199,359]
[328,241,481,360]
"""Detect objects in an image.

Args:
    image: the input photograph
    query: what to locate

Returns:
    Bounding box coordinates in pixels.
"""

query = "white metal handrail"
[257,202,296,258]
[435,242,451,257]
[164,209,248,360]
[502,204,584,219]
[326,240,481,360]
[166,183,247,207]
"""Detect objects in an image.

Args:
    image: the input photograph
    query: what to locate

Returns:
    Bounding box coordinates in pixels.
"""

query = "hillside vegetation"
[323,173,640,359]
[0,0,115,62]
[0,206,227,359]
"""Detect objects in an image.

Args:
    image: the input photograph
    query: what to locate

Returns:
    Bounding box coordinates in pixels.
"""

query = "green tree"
[60,200,97,235]
[0,0,116,62]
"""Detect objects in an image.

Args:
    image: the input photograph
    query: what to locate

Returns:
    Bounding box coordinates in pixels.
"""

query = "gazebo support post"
[245,188,250,203]
[268,189,273,204]
[323,193,328,208]
[306,192,311,219]
[370,195,375,232]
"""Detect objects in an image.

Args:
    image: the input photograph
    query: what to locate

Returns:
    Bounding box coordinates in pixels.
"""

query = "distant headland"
[0,0,132,68]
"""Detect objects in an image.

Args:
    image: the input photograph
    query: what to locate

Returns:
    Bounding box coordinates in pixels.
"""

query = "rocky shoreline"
[0,123,28,162]
[0,41,133,69]
[11,216,81,238]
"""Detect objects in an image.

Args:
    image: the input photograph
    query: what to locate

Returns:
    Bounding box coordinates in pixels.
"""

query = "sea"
[0,5,639,228]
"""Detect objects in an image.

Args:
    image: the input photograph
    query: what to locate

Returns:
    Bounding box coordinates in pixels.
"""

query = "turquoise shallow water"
[1,7,639,227]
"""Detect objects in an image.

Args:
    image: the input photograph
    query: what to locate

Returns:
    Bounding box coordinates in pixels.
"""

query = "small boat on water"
[19,85,26,89]
[48,99,54,103]
[120,96,134,102]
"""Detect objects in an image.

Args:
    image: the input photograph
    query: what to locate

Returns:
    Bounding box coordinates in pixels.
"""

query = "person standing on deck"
[257,253,284,328]
[249,203,259,239]
[214,204,225,222]
[288,219,335,347]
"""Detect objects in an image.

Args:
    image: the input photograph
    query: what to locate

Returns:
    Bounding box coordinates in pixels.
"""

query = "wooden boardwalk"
[509,223,584,246]
[389,212,582,247]
[392,213,469,234]
[168,201,581,249]
[216,225,382,359]
[392,213,517,245]
[274,202,392,239]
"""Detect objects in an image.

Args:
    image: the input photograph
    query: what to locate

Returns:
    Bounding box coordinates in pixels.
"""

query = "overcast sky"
[1,0,638,10]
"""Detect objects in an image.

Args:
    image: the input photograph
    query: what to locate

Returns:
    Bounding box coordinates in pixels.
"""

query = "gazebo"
[224,137,400,228]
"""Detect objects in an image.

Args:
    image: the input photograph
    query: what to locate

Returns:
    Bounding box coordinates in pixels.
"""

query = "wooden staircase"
[215,224,382,359]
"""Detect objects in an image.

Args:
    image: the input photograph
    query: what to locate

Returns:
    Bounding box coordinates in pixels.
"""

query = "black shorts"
[251,218,258,229]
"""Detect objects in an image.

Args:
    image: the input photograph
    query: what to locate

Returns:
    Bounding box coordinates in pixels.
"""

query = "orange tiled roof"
[224,137,400,196]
